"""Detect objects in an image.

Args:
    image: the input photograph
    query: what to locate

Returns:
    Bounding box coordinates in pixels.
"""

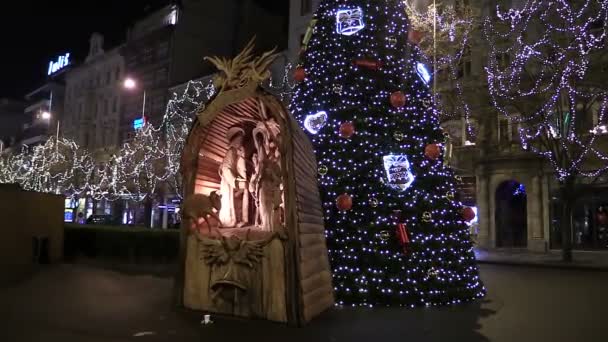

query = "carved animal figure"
[182,192,222,233]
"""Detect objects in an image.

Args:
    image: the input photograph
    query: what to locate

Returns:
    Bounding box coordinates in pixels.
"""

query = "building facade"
[287,0,319,62]
[63,33,125,151]
[120,5,177,142]
[0,98,27,154]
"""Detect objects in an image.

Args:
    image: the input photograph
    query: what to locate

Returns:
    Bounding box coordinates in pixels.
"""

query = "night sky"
[0,0,288,99]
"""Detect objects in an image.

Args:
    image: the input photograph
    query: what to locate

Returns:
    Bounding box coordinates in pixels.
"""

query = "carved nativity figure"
[181,192,222,233]
[219,127,249,228]
[250,121,284,232]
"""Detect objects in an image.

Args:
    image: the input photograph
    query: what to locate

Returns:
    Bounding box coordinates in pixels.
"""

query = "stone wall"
[0,184,63,282]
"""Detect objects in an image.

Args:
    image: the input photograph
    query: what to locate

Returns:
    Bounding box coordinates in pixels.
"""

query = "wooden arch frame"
[176,82,334,325]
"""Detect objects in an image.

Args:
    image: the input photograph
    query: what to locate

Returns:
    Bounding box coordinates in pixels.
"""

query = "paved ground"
[1,264,607,342]
[475,248,608,270]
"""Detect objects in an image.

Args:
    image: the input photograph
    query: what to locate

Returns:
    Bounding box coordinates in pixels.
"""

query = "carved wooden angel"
[198,230,282,293]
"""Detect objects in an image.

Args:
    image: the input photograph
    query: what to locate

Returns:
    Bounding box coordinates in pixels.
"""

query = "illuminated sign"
[48,53,71,75]
[133,117,146,130]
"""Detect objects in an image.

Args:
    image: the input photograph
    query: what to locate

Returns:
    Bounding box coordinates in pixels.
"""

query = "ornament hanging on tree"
[393,131,404,141]
[455,175,463,183]
[318,165,328,176]
[339,121,355,138]
[462,207,476,222]
[333,84,343,94]
[369,197,379,208]
[386,36,397,46]
[424,143,441,160]
[422,212,432,222]
[294,67,306,82]
[336,193,353,211]
[396,223,410,254]
[444,191,455,201]
[304,111,328,134]
[383,154,415,191]
[390,91,406,108]
[353,58,383,70]
[379,230,391,242]
[408,30,424,45]
[426,267,439,279]
[336,7,365,36]
[422,97,432,108]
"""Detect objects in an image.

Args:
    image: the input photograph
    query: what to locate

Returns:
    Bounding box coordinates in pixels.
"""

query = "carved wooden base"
[183,234,288,322]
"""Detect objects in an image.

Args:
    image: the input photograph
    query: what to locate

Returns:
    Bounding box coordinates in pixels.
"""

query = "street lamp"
[40,111,60,152]
[123,77,146,122]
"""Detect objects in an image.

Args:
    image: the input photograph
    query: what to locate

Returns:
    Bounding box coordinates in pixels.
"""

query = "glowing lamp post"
[123,78,146,127]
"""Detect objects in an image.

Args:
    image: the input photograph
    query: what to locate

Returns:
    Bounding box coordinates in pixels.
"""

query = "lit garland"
[290,0,485,307]
[484,0,608,181]
[0,69,294,202]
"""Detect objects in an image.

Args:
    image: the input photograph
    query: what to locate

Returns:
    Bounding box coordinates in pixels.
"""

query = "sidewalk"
[474,247,608,271]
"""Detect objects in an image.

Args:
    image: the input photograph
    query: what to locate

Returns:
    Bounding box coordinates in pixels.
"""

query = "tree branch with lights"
[484,0,608,261]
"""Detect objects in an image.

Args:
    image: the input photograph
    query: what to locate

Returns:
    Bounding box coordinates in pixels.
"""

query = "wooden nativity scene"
[176,40,334,325]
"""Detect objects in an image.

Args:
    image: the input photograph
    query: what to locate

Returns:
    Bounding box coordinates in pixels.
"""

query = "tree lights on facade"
[484,0,608,261]
[290,0,484,307]
[484,0,608,181]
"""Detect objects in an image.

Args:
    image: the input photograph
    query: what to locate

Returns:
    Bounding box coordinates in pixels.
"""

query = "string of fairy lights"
[484,0,608,181]
[0,68,295,202]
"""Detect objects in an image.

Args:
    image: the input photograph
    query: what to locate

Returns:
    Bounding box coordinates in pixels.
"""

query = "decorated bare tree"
[484,0,608,260]
[405,0,481,140]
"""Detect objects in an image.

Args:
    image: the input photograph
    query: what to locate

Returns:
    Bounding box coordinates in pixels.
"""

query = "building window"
[113,97,118,113]
[301,0,312,15]
[455,0,470,16]
[458,45,472,78]
[157,42,169,58]
[498,117,509,144]
[142,47,153,63]
[126,55,137,68]
[498,52,510,69]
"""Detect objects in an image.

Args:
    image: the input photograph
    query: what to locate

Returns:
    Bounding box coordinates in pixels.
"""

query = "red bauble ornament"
[336,193,353,211]
[408,30,424,45]
[390,91,407,108]
[353,59,383,70]
[597,211,608,225]
[339,121,355,138]
[424,143,441,160]
[294,67,306,82]
[462,207,476,222]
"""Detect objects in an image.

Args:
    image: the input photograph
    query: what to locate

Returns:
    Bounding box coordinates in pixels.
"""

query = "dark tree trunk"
[560,178,576,262]
[144,197,154,228]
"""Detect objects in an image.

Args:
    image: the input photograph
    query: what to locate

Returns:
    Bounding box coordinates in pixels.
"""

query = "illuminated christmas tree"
[290,0,485,306]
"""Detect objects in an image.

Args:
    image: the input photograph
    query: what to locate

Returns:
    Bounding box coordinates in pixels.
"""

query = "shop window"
[551,193,608,250]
